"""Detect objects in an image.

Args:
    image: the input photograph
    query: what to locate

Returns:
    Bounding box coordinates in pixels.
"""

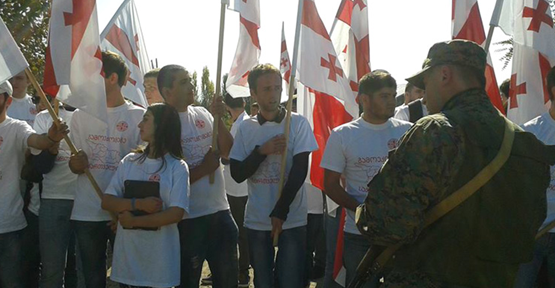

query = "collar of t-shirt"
[256,106,286,125]
[11,94,31,103]
[357,117,392,130]
[107,101,132,113]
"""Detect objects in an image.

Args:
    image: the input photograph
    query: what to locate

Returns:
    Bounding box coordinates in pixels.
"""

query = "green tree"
[191,70,199,104]
[0,0,50,81]
[200,66,214,108]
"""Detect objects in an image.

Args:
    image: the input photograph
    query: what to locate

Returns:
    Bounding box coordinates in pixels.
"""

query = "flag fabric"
[280,22,293,96]
[100,0,149,107]
[0,17,29,84]
[226,0,261,98]
[43,0,108,122]
[452,0,505,113]
[492,0,555,124]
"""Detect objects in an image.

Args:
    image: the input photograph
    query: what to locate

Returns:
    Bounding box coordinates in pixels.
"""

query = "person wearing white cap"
[0,80,69,288]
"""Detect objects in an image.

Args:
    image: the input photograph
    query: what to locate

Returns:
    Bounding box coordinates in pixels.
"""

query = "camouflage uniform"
[356,40,554,287]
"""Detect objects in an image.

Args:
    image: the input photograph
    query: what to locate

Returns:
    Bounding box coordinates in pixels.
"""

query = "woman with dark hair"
[102,103,190,288]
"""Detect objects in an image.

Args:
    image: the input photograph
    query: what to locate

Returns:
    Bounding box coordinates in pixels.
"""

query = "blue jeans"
[40,199,80,288]
[22,209,41,288]
[343,232,380,288]
[514,233,555,287]
[178,210,238,288]
[247,226,306,288]
[0,229,24,288]
[73,220,114,288]
[324,208,343,288]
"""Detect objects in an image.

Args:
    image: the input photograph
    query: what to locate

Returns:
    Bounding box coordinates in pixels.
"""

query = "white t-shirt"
[105,153,189,288]
[7,94,37,126]
[523,112,555,233]
[223,111,249,197]
[179,106,229,219]
[0,117,34,233]
[30,109,77,200]
[394,99,428,123]
[321,117,412,234]
[306,183,324,214]
[70,102,145,221]
[230,113,319,231]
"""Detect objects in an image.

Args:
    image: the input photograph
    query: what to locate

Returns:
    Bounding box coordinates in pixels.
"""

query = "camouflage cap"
[406,39,486,89]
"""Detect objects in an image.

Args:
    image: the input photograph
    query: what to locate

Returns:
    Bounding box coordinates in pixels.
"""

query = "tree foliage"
[0,0,50,81]
[200,66,214,108]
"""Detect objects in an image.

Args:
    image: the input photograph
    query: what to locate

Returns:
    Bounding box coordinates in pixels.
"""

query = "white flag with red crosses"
[0,17,29,84]
[226,0,260,98]
[452,0,504,113]
[492,0,555,124]
[100,0,150,107]
[43,0,107,122]
[280,22,293,96]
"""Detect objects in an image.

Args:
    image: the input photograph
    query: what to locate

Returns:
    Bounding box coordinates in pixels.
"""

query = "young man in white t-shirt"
[0,80,69,288]
[515,66,555,286]
[230,64,319,287]
[157,64,238,288]
[68,52,145,288]
[321,70,412,287]
[8,70,37,126]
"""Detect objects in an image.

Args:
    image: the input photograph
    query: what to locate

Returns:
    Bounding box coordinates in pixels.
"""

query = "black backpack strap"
[408,101,424,123]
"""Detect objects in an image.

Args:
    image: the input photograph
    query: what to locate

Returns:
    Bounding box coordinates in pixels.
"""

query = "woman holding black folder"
[102,103,190,288]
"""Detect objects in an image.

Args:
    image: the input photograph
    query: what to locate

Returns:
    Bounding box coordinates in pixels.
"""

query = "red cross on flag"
[491,0,555,124]
[280,22,292,94]
[100,0,150,107]
[330,0,371,98]
[226,0,260,98]
[43,0,108,122]
[452,0,505,113]
[297,0,359,192]
[0,17,29,84]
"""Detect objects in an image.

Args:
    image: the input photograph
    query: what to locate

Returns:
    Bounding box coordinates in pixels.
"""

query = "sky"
[97,0,513,93]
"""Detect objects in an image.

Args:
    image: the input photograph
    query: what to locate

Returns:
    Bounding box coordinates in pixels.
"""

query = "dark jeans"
[0,229,24,288]
[39,199,79,288]
[228,195,250,276]
[73,220,115,288]
[178,210,238,288]
[22,210,41,288]
[247,226,306,288]
[323,208,343,288]
[343,232,380,288]
[306,213,326,284]
[514,233,555,287]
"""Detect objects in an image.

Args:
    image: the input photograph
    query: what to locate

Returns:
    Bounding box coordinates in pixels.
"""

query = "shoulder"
[125,102,147,114]
[332,118,360,134]
[404,114,463,146]
[122,152,142,163]
[522,114,546,131]
[389,117,413,129]
[35,110,50,121]
[291,112,311,127]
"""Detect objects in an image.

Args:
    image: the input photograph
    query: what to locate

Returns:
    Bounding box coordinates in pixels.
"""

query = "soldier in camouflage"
[355,39,555,287]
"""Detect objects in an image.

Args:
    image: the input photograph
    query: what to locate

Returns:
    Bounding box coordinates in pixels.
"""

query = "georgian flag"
[226,0,260,98]
[100,0,150,107]
[491,0,555,124]
[43,0,108,122]
[0,17,29,84]
[452,0,504,113]
[280,22,293,95]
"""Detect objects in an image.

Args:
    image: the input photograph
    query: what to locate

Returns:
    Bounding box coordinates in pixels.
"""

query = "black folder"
[123,180,161,231]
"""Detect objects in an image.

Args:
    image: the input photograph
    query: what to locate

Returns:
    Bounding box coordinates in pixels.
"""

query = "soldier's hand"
[69,150,89,174]
[259,135,286,155]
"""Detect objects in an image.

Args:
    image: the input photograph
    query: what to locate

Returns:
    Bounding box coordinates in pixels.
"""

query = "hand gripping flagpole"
[209,0,228,184]
[274,0,304,246]
[24,68,118,222]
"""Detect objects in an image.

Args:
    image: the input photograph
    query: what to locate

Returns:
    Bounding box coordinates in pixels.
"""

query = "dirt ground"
[107,259,323,288]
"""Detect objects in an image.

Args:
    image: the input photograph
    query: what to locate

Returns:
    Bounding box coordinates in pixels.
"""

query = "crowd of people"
[1,39,555,288]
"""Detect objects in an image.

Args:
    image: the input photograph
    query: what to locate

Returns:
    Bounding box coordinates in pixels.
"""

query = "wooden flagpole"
[24,68,117,221]
[274,0,304,246]
[209,0,228,184]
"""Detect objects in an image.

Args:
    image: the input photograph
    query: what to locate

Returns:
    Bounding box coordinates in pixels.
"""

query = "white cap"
[0,81,13,96]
